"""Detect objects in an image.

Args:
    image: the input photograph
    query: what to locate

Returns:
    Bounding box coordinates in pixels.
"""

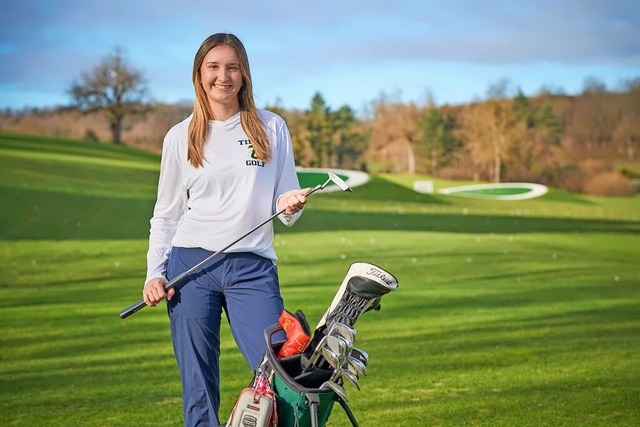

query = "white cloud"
[0,0,638,110]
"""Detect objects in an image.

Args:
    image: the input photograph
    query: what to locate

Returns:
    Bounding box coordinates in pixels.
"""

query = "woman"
[142,33,309,426]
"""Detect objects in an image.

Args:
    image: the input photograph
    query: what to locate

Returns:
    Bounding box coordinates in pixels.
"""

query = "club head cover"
[309,262,398,352]
[294,309,311,336]
[277,309,311,358]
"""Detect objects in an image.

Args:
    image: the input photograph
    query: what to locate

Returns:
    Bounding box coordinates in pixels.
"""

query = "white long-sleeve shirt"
[146,109,302,282]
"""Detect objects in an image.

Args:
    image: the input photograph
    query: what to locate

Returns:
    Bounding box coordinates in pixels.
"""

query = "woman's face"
[199,44,243,112]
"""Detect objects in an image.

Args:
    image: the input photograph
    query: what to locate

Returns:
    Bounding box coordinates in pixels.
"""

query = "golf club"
[329,365,344,383]
[349,348,369,367]
[120,172,352,319]
[302,335,329,373]
[327,323,356,353]
[330,333,353,355]
[320,335,347,370]
[324,335,347,360]
[320,347,342,372]
[340,369,360,391]
[320,381,349,403]
[346,356,367,377]
[343,360,359,379]
[332,323,356,342]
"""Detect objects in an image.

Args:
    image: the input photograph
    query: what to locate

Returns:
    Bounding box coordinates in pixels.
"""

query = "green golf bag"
[264,324,359,427]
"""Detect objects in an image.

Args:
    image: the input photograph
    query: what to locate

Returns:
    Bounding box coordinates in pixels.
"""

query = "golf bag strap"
[306,393,320,427]
[336,398,359,427]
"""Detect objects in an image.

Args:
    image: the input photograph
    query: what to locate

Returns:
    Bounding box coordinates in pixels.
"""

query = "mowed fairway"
[1,131,639,426]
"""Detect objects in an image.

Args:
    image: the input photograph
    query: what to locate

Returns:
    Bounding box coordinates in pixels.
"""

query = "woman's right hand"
[143,277,175,307]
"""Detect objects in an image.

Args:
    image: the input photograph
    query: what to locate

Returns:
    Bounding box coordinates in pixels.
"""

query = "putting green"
[438,182,548,200]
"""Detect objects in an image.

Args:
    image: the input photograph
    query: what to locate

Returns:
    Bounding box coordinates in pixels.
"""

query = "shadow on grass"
[287,210,640,235]
[371,298,638,375]
[383,282,638,322]
[1,185,638,240]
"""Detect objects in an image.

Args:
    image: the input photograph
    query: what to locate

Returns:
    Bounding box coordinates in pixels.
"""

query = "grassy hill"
[1,131,639,426]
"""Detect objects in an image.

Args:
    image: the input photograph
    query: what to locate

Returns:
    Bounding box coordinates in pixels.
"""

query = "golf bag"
[264,323,359,427]
[226,323,357,427]
[309,262,398,351]
[228,262,398,426]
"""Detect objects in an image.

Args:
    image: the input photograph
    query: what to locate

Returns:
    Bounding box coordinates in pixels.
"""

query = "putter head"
[328,172,353,192]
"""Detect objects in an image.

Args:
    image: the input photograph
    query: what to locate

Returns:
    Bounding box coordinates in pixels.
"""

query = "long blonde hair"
[188,33,270,167]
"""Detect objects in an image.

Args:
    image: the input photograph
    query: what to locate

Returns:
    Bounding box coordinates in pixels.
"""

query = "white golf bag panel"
[314,262,398,333]
[227,387,275,427]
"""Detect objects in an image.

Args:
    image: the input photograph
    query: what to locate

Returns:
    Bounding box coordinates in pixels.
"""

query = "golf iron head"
[340,368,360,391]
[347,355,367,377]
[328,323,356,347]
[324,335,347,363]
[349,347,369,367]
[320,347,342,372]
[320,381,349,403]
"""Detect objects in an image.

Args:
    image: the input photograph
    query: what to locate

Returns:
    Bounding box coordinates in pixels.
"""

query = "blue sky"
[1,0,639,113]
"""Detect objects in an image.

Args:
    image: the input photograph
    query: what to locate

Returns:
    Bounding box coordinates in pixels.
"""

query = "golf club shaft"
[119,184,326,319]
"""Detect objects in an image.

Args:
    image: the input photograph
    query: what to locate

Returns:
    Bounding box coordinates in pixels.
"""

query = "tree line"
[1,49,638,196]
[268,83,639,196]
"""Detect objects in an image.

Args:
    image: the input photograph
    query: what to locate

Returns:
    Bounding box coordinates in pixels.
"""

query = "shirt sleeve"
[145,132,187,282]
[272,117,303,227]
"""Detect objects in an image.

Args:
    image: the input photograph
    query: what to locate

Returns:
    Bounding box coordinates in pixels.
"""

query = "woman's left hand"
[278,188,310,215]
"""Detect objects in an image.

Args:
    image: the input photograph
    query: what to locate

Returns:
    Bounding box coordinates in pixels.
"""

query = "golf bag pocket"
[272,373,335,427]
[228,387,276,427]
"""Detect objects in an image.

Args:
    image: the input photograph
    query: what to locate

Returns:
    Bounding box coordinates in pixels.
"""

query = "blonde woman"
[142,33,308,426]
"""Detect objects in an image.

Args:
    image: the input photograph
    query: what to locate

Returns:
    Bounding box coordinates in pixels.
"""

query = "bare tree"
[458,98,523,183]
[69,48,150,144]
[458,102,492,181]
[582,75,607,95]
[366,93,422,173]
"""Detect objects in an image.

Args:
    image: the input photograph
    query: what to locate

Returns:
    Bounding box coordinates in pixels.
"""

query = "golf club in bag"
[227,323,359,427]
[119,172,352,319]
[307,262,399,353]
[228,262,399,427]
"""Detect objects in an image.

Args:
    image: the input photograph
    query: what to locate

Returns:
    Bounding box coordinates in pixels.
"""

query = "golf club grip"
[119,299,147,319]
[119,271,189,319]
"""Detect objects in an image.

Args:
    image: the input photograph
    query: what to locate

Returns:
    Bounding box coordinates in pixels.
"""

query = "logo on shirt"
[238,139,266,167]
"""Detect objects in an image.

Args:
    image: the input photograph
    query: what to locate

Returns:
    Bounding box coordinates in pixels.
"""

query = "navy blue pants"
[167,248,285,427]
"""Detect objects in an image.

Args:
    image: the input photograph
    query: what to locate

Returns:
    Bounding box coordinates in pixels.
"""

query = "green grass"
[1,131,639,426]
